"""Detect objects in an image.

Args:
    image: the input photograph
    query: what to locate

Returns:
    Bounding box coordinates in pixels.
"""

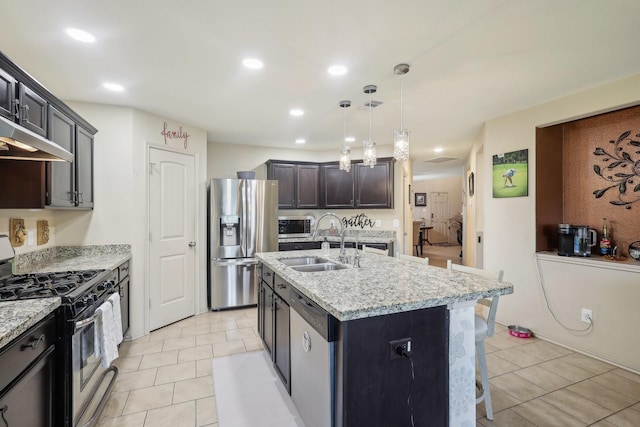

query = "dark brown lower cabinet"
[0,313,57,427]
[273,293,290,393]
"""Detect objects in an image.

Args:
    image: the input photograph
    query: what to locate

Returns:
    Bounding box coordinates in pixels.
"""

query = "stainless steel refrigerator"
[208,178,278,310]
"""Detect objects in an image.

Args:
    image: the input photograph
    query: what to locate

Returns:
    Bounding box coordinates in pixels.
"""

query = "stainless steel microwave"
[278,216,314,238]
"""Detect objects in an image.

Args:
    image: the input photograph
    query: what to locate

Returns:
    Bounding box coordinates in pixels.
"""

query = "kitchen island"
[257,249,513,427]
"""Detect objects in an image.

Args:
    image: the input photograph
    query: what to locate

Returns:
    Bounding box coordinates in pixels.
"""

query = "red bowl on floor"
[508,325,532,338]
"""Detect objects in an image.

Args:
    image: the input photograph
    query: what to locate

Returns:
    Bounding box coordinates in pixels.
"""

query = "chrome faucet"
[312,213,347,263]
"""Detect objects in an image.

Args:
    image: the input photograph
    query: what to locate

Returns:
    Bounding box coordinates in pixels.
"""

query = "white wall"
[476,74,640,372]
[0,102,209,340]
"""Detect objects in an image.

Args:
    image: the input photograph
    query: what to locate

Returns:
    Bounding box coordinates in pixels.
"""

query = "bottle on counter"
[599,217,611,256]
[322,237,330,255]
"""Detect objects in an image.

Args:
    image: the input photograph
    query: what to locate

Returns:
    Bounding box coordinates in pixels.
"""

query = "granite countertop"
[0,298,61,349]
[13,244,131,274]
[257,249,513,321]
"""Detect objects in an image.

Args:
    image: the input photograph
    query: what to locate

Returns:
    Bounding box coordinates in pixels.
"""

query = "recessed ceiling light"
[242,58,264,69]
[66,28,96,43]
[434,147,444,153]
[295,139,306,144]
[328,65,347,76]
[103,82,124,92]
[345,136,355,143]
[289,109,304,117]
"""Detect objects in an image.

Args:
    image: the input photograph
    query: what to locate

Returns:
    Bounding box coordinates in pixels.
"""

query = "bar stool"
[413,230,424,256]
[446,260,504,420]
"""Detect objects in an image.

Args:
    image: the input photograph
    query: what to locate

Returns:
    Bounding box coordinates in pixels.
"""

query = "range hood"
[0,114,73,162]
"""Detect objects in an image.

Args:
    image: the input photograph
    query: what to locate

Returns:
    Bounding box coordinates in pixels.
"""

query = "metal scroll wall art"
[593,130,640,209]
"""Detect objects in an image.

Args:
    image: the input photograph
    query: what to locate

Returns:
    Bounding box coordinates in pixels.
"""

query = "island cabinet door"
[334,305,449,427]
[262,284,275,359]
[273,294,291,394]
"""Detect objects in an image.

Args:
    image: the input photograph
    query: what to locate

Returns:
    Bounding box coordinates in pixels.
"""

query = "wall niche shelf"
[535,105,640,256]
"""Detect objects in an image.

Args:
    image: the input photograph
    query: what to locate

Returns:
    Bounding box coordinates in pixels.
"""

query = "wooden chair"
[362,245,388,256]
[398,254,429,265]
[446,260,504,421]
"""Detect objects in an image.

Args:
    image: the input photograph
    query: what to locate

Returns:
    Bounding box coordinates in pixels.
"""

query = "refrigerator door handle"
[212,258,259,267]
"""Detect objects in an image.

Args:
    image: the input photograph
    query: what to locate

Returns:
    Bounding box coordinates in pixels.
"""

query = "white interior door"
[430,192,449,244]
[149,147,196,331]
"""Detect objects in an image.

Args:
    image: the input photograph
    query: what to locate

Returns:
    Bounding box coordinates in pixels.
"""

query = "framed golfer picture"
[492,149,529,198]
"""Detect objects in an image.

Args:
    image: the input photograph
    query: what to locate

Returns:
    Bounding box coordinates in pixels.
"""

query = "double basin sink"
[279,256,348,272]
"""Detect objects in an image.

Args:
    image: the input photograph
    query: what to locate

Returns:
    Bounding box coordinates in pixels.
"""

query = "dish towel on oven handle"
[94,293,124,368]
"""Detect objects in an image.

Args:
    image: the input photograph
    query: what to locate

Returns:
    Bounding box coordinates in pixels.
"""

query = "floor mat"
[212,351,307,427]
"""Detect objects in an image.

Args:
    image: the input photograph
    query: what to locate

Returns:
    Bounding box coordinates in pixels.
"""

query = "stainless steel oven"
[278,216,314,238]
[0,236,121,426]
[69,268,120,427]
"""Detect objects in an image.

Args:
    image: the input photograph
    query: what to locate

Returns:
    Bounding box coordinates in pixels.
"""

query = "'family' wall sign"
[161,122,190,148]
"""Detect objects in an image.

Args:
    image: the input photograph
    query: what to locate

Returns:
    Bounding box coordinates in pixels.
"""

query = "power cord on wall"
[534,256,593,333]
[395,344,416,427]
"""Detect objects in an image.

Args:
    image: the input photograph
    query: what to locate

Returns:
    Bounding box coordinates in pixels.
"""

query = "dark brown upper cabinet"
[47,106,75,207]
[46,106,95,209]
[354,159,394,208]
[267,161,320,209]
[17,83,47,137]
[0,68,15,120]
[321,163,355,208]
[0,51,97,209]
[0,67,48,137]
[268,157,394,210]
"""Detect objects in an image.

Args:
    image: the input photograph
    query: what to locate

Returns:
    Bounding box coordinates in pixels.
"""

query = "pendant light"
[393,63,410,161]
[363,84,377,168]
[338,100,352,172]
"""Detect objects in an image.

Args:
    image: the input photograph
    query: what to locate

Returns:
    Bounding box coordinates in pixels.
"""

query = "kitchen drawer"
[278,241,322,251]
[118,260,130,282]
[261,264,274,287]
[0,312,56,392]
[273,274,290,300]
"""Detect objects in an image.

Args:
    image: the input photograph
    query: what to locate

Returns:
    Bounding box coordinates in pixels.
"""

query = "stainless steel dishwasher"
[289,288,338,427]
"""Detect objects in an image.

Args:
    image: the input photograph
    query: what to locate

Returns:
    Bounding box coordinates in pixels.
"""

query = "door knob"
[188,241,196,247]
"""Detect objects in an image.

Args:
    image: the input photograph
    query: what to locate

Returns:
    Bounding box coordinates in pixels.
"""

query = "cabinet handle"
[11,99,19,120]
[277,284,286,289]
[21,104,29,122]
[21,334,45,351]
[0,404,8,427]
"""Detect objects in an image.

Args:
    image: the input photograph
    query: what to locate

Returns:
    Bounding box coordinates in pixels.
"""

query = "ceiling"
[2,0,640,179]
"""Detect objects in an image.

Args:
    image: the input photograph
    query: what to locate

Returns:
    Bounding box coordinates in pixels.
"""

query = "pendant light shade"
[393,63,410,162]
[338,100,351,172]
[363,85,377,168]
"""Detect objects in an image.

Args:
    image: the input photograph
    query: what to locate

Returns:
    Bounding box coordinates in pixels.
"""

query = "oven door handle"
[74,313,99,332]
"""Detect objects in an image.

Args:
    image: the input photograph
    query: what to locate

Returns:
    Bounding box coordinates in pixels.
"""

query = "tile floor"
[96,305,640,427]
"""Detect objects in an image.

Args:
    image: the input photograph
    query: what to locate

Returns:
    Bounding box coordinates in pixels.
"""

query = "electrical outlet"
[581,308,593,323]
[389,337,412,359]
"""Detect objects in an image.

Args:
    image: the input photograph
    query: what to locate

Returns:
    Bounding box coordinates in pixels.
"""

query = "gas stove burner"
[0,269,105,301]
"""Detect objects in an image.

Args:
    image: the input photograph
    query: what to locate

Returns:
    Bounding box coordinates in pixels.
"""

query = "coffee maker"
[557,224,597,256]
